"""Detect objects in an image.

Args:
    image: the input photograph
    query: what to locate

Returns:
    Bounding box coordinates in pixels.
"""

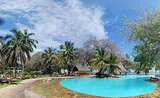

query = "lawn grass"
[0,83,9,89]
[0,79,22,89]
[12,79,22,85]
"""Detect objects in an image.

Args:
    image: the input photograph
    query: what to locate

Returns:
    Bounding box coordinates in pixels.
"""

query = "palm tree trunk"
[9,66,12,85]
[67,65,71,76]
[21,62,25,79]
[97,67,103,78]
[14,66,17,78]
[13,60,17,78]
[155,69,156,77]
[9,74,12,85]
[22,64,25,72]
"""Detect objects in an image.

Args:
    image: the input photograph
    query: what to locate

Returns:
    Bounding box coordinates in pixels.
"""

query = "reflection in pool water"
[60,76,157,97]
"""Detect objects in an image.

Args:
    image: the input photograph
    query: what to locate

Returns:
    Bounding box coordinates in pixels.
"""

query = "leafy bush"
[30,71,43,78]
[4,70,13,75]
[20,72,30,76]
[20,72,30,79]
[0,71,4,74]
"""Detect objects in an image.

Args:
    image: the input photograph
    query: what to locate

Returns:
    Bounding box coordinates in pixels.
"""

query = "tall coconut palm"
[21,29,38,71]
[0,35,12,58]
[42,47,57,76]
[0,35,12,46]
[0,35,11,77]
[92,48,108,77]
[122,54,132,69]
[59,41,75,75]
[22,29,38,50]
[0,18,5,45]
[107,53,119,74]
[1,29,37,84]
[0,35,12,76]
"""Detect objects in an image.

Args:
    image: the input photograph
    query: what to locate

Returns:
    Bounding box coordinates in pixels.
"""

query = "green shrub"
[19,71,31,79]
[4,70,13,75]
[30,71,43,78]
[20,72,30,76]
[0,71,4,74]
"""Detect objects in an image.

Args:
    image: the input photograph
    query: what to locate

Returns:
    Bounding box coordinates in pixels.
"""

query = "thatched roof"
[73,65,90,72]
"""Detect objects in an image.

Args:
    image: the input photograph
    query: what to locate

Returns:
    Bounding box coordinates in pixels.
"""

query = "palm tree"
[59,41,75,75]
[42,47,57,76]
[0,18,5,45]
[122,54,132,69]
[0,35,12,59]
[92,48,108,77]
[22,29,38,50]
[21,29,38,72]
[0,35,12,46]
[1,29,37,84]
[107,53,119,75]
[0,35,11,79]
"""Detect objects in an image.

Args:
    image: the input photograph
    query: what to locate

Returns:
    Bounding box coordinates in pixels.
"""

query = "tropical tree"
[73,48,86,65]
[0,34,11,77]
[133,44,154,75]
[123,8,160,71]
[21,29,38,50]
[20,29,38,72]
[1,29,37,83]
[121,54,132,69]
[42,47,57,76]
[83,39,120,56]
[0,18,5,55]
[92,48,108,77]
[0,35,11,46]
[25,52,43,72]
[0,35,12,60]
[83,39,121,67]
[132,62,143,74]
[59,41,75,75]
[107,53,119,75]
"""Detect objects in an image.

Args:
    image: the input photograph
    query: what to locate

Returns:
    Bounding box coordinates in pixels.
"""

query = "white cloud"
[0,0,107,51]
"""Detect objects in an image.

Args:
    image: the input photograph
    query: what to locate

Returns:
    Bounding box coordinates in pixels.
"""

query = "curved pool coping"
[60,76,157,97]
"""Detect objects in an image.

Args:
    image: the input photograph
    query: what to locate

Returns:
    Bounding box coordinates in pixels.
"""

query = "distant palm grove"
[0,8,160,84]
[0,28,130,82]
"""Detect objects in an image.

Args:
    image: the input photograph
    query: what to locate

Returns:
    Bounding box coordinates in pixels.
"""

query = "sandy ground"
[0,78,43,98]
[0,76,76,98]
[30,78,160,98]
[0,76,159,98]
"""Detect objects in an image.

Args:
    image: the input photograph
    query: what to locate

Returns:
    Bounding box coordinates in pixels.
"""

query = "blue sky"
[0,0,160,56]
[82,0,160,56]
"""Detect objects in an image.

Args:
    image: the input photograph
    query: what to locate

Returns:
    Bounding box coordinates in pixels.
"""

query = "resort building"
[73,65,91,75]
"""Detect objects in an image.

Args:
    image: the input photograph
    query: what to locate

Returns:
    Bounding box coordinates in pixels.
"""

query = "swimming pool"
[60,76,157,97]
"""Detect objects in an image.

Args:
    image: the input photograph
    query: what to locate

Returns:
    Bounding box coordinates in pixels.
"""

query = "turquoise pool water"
[60,76,157,97]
